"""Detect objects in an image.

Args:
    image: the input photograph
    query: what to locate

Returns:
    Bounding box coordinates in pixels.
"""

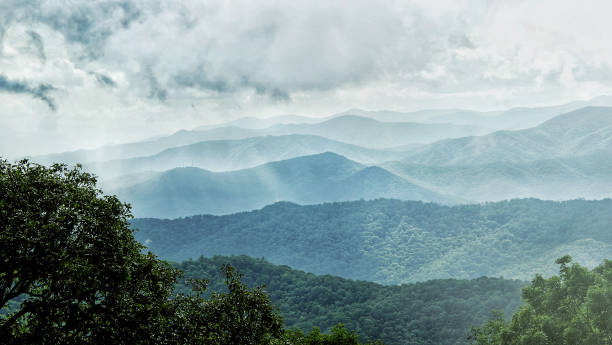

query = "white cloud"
[1,0,612,157]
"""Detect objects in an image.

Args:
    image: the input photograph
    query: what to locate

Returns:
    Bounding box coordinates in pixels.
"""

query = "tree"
[282,323,384,345]
[0,160,283,344]
[166,264,283,345]
[469,256,612,345]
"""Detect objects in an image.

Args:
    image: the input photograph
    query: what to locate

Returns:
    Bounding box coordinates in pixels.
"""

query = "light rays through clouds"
[1,0,612,157]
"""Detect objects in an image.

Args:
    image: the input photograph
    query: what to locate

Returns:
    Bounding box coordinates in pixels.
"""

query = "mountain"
[33,115,490,165]
[384,150,612,201]
[32,126,262,165]
[193,114,333,130]
[268,115,491,148]
[338,96,612,130]
[131,198,612,284]
[85,135,406,178]
[337,108,490,123]
[174,255,525,345]
[399,106,612,166]
[113,153,449,218]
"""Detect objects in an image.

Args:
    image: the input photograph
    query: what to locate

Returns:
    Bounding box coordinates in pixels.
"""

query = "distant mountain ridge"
[376,107,612,201]
[399,106,612,166]
[113,152,450,218]
[32,115,491,165]
[85,135,406,178]
[384,149,612,201]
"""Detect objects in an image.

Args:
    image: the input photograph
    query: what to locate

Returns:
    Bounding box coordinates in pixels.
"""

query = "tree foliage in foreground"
[470,256,612,345]
[0,160,372,344]
[175,255,524,345]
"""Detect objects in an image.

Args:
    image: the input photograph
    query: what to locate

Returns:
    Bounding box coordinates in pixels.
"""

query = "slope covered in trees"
[175,255,525,345]
[132,198,612,284]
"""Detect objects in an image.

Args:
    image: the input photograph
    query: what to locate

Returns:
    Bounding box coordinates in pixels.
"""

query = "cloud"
[90,72,117,88]
[0,74,56,110]
[4,0,611,102]
[1,0,612,157]
[26,30,46,61]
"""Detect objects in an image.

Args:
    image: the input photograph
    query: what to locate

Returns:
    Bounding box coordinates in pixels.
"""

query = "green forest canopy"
[175,255,524,345]
[132,198,612,284]
[470,256,612,345]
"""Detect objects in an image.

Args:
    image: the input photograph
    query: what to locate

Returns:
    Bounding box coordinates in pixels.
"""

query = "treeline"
[174,255,525,345]
[133,198,612,284]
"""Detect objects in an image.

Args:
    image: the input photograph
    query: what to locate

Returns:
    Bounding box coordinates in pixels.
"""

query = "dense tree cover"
[469,256,612,345]
[132,198,612,284]
[0,160,371,344]
[174,255,525,345]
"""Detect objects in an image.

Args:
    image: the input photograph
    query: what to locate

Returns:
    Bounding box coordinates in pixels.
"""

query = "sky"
[1,0,612,157]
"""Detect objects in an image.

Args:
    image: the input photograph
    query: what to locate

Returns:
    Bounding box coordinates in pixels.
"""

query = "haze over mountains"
[30,101,612,213]
[85,135,406,178]
[382,106,612,201]
[399,107,612,166]
[113,153,450,218]
[34,95,612,166]
[33,115,489,165]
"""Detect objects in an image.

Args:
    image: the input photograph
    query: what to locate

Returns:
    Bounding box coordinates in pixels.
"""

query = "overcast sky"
[1,0,612,157]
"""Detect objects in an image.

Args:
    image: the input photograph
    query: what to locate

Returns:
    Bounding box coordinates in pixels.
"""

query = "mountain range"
[131,198,612,284]
[85,135,405,178]
[30,104,612,212]
[377,106,612,200]
[32,115,489,165]
[399,107,612,166]
[113,152,450,218]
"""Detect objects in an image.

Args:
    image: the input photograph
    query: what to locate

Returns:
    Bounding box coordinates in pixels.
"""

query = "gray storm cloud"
[0,75,56,110]
[0,0,467,100]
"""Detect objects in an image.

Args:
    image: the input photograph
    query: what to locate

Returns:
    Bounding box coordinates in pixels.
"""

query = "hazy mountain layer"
[194,114,334,130]
[31,126,262,166]
[400,106,612,166]
[174,255,525,345]
[268,115,490,148]
[114,153,449,218]
[384,150,612,201]
[33,115,490,165]
[86,135,406,178]
[428,96,612,129]
[131,198,612,284]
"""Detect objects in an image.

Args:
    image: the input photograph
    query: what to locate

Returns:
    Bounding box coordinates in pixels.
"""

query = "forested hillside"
[174,255,525,345]
[132,198,612,284]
